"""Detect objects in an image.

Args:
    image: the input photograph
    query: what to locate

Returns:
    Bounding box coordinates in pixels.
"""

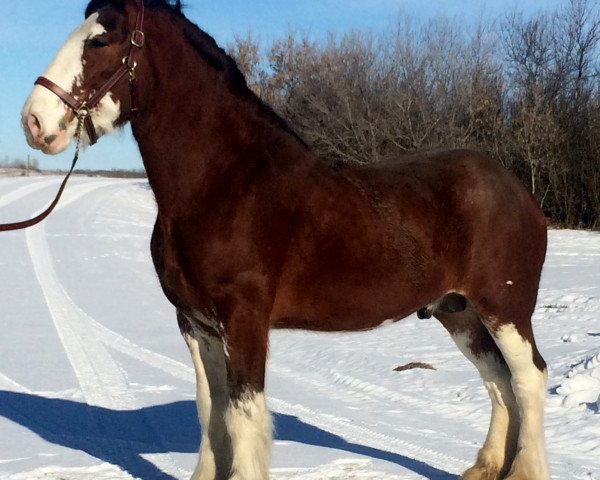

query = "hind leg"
[479,316,549,480]
[467,270,549,480]
[435,302,520,480]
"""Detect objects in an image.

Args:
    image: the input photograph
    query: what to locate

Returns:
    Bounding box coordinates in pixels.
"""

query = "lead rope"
[0,113,86,232]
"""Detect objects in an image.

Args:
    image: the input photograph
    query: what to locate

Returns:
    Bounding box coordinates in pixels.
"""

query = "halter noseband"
[35,0,146,146]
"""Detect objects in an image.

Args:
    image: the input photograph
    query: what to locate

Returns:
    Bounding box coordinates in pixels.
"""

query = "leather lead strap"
[0,120,84,232]
[0,158,79,232]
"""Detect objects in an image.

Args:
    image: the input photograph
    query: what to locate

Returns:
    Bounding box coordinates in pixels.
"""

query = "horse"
[21,1,550,479]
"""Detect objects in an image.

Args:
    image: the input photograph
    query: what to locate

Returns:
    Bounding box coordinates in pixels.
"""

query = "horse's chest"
[151,222,205,311]
[151,219,264,313]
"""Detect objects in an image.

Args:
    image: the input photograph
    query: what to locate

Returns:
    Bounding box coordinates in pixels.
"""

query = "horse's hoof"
[460,464,502,480]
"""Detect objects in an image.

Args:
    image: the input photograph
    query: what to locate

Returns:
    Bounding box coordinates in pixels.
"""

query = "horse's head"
[22,0,144,154]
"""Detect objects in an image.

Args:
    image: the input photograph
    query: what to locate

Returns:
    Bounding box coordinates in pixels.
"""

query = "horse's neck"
[131,17,316,218]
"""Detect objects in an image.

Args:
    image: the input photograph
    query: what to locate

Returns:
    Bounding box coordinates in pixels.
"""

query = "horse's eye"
[88,38,108,49]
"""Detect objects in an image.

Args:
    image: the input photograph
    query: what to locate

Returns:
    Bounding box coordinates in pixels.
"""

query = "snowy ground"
[0,175,598,480]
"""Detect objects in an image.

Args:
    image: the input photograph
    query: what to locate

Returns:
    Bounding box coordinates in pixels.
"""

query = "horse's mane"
[85,0,183,18]
[85,0,307,147]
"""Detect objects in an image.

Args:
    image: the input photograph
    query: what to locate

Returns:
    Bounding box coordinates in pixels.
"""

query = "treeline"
[77,169,147,179]
[0,156,40,171]
[0,157,146,179]
[228,0,600,229]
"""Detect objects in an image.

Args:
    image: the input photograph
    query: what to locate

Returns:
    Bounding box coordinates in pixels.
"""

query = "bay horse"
[21,1,550,479]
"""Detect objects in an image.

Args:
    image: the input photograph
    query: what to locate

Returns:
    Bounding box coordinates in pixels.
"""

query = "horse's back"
[348,148,548,308]
[347,149,546,247]
[358,148,548,271]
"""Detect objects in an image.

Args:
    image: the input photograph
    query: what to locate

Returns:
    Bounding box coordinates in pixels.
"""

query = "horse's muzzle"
[23,111,71,154]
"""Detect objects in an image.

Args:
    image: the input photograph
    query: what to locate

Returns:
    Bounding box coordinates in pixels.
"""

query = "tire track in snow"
[73,314,194,383]
[25,180,186,480]
[4,463,138,480]
[0,178,62,210]
[325,369,487,432]
[270,362,484,440]
[0,373,32,395]
[269,397,469,478]
[27,181,132,409]
[41,180,195,381]
[271,459,411,480]
[268,363,472,477]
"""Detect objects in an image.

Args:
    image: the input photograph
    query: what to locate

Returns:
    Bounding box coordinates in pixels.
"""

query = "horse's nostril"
[44,135,58,145]
[27,113,43,137]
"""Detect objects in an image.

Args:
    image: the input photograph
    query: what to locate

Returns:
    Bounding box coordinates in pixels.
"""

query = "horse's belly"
[270,279,437,332]
[271,312,406,331]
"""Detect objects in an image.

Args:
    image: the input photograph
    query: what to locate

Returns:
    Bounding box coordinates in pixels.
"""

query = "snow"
[557,353,600,409]
[0,175,599,479]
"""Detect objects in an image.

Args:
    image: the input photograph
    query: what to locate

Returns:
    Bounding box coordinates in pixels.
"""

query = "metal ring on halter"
[77,104,90,119]
[122,56,138,69]
[122,56,138,82]
[131,30,145,48]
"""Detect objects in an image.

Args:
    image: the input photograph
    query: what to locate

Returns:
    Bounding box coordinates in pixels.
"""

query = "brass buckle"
[122,56,138,82]
[131,30,145,48]
[128,64,137,82]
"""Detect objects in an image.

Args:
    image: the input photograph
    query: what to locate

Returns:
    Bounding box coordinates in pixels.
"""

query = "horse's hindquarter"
[271,150,547,331]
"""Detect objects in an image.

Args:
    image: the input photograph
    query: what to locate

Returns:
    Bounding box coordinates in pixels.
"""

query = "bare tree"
[227,0,600,229]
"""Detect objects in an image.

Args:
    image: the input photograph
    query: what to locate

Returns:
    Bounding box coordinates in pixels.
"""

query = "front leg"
[223,304,272,480]
[179,311,233,480]
[226,389,272,480]
[180,305,272,480]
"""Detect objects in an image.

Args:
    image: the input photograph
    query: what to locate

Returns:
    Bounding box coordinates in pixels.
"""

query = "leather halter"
[35,0,146,145]
[0,1,146,233]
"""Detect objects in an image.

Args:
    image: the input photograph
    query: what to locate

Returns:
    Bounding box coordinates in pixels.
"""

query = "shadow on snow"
[0,391,457,480]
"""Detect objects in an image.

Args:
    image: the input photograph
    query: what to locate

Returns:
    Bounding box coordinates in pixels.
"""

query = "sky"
[0,0,565,172]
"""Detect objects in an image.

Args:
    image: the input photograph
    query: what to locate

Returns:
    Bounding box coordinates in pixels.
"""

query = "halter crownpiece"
[35,0,146,146]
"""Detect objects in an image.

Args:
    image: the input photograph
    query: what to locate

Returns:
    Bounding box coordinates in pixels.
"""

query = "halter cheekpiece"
[35,0,146,145]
